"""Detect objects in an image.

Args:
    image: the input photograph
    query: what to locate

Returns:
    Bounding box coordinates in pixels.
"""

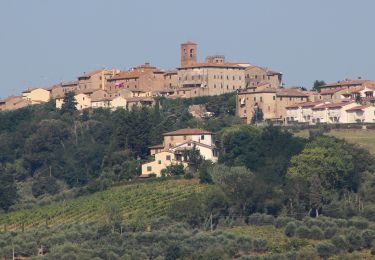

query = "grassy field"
[0,179,204,232]
[295,129,375,155]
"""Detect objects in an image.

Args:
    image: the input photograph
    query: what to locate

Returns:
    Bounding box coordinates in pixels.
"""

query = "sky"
[0,0,374,98]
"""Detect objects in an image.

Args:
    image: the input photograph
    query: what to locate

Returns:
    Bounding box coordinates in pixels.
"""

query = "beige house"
[311,102,358,124]
[319,79,375,91]
[105,63,165,94]
[56,93,91,110]
[345,105,375,123]
[78,69,119,92]
[244,66,283,89]
[141,151,187,177]
[142,128,218,177]
[236,87,309,124]
[22,88,51,104]
[0,96,31,111]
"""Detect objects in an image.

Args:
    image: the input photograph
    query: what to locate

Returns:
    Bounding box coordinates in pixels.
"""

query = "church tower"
[180,41,197,67]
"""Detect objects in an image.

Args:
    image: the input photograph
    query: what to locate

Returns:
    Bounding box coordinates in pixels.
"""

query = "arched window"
[190,49,194,58]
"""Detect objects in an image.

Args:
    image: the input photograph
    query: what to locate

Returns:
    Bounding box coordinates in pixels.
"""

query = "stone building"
[105,63,165,94]
[236,87,309,124]
[77,69,119,92]
[244,66,283,89]
[176,42,246,97]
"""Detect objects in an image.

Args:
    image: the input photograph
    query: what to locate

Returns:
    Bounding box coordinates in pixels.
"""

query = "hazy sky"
[1,0,374,98]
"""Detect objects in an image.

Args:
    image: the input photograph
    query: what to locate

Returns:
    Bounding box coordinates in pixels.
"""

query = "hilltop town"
[2,41,374,126]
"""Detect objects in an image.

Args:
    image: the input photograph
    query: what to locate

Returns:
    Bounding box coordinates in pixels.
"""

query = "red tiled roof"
[178,62,245,69]
[276,88,309,97]
[286,101,324,109]
[149,144,164,149]
[163,128,213,136]
[346,105,370,111]
[319,88,345,95]
[321,80,372,88]
[312,102,352,110]
[108,71,143,80]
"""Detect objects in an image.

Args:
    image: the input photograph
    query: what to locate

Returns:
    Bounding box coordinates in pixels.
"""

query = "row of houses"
[1,41,283,112]
[286,101,375,124]
[236,78,375,125]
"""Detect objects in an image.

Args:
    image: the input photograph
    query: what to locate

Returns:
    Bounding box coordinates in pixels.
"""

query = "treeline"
[0,94,239,212]
[174,125,375,224]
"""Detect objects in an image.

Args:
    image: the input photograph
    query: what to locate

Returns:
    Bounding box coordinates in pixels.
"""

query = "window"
[183,135,187,140]
[166,155,171,160]
[201,135,205,140]
[254,97,256,101]
[289,97,292,101]
[233,76,235,80]
[260,97,263,102]
[214,84,216,88]
[227,76,229,80]
[147,166,152,171]
[158,160,161,164]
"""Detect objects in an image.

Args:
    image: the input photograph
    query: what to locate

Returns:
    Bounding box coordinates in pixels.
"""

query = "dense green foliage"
[2,93,375,259]
[0,94,238,211]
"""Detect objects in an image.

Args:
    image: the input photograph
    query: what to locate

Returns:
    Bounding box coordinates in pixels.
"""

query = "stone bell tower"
[180,41,197,67]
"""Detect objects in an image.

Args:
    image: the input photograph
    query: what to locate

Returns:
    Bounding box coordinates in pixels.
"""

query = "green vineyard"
[0,179,204,232]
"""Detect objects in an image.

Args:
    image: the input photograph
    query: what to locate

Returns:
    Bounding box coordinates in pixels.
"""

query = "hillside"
[0,179,204,232]
[295,129,375,155]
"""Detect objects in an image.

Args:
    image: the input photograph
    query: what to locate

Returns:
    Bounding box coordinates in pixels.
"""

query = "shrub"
[296,246,319,260]
[371,246,375,256]
[333,218,348,228]
[361,229,375,248]
[331,235,349,253]
[309,226,324,240]
[346,230,364,251]
[304,218,323,229]
[324,227,337,239]
[236,236,253,254]
[296,225,311,239]
[253,239,268,253]
[285,222,297,237]
[348,217,369,230]
[363,205,375,221]
[248,213,274,226]
[316,242,336,259]
[274,217,295,228]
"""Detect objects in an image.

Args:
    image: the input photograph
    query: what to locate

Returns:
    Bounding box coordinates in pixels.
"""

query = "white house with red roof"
[141,128,218,177]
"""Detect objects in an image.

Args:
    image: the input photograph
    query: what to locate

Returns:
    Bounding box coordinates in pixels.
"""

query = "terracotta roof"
[245,65,282,75]
[108,71,143,80]
[22,87,48,93]
[276,88,309,97]
[286,101,325,109]
[319,88,345,95]
[178,62,245,70]
[62,80,78,86]
[312,102,352,110]
[321,80,373,88]
[91,96,112,102]
[164,70,178,75]
[346,105,370,111]
[149,144,164,149]
[238,88,277,95]
[163,128,213,136]
[78,69,104,78]
[181,41,197,45]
